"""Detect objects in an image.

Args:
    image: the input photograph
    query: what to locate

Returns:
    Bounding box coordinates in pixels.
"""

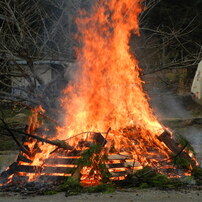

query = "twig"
[64,129,111,142]
[0,118,31,156]
[13,101,62,127]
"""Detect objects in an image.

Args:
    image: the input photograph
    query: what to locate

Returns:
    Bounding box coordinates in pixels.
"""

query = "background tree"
[136,0,202,72]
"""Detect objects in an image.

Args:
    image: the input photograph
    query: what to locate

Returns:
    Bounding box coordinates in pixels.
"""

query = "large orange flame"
[6,0,185,186]
[58,0,164,142]
[55,0,172,184]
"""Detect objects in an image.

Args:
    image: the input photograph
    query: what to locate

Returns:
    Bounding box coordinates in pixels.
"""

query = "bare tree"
[135,0,202,74]
[0,0,93,113]
[0,0,201,110]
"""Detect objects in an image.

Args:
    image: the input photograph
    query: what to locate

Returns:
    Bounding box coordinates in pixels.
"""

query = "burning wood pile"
[0,0,200,190]
[0,109,198,188]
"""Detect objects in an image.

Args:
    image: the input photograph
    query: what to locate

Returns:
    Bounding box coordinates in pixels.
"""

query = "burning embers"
[0,0,199,187]
[0,108,198,187]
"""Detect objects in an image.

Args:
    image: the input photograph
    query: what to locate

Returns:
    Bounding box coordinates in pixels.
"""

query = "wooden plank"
[13,165,75,174]
[158,130,197,168]
[110,171,127,177]
[106,163,125,168]
[42,167,74,174]
[0,162,17,179]
[45,158,78,165]
[17,154,32,163]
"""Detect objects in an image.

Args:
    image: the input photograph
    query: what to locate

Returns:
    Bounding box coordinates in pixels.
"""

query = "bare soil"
[0,188,202,202]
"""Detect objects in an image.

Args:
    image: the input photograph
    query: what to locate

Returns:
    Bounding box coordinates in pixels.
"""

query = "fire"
[55,0,170,184]
[1,0,197,187]
[58,0,163,139]
[18,106,57,182]
[80,166,102,186]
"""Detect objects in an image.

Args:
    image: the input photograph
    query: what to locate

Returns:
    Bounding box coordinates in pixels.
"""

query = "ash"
[0,182,59,196]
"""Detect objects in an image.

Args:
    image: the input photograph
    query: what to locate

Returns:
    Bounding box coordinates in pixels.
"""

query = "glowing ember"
[80,166,102,186]
[7,174,14,184]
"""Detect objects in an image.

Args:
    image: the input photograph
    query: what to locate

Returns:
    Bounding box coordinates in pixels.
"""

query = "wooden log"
[158,130,197,168]
[9,128,73,151]
[14,165,42,173]
[10,165,74,174]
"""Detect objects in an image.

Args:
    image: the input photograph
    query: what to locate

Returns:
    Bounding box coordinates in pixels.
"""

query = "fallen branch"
[1,127,73,151]
[0,118,31,156]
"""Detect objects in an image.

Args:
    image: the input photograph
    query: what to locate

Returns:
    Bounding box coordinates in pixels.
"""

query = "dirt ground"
[0,188,202,202]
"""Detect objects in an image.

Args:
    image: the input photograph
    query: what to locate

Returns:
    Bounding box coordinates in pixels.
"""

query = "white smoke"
[181,126,202,166]
[148,88,192,119]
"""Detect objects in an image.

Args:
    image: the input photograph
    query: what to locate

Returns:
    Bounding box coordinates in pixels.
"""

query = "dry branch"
[1,126,73,151]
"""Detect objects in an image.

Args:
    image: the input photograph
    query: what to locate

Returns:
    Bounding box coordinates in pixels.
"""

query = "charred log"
[158,130,198,168]
[7,128,73,151]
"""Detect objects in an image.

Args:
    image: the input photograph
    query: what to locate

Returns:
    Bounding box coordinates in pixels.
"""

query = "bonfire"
[0,0,199,188]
